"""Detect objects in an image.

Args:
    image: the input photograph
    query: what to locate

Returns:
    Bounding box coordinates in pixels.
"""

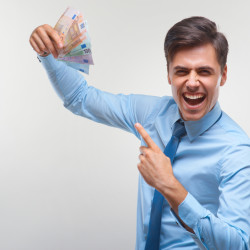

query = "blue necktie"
[145,121,186,250]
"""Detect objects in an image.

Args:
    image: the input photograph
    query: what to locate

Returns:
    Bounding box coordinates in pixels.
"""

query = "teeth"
[184,94,204,99]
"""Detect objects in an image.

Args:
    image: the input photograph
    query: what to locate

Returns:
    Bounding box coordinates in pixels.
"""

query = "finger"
[29,37,42,55]
[135,123,158,150]
[138,151,148,162]
[138,153,143,161]
[137,163,151,185]
[139,146,148,155]
[47,28,63,50]
[40,35,58,58]
[36,28,58,58]
[32,33,49,54]
[137,162,146,174]
[137,162,143,172]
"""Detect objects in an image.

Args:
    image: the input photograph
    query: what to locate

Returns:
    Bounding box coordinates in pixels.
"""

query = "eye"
[198,70,211,76]
[175,70,188,76]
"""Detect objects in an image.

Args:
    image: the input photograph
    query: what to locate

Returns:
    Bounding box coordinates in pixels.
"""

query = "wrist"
[161,177,188,214]
[158,175,178,194]
[39,51,50,57]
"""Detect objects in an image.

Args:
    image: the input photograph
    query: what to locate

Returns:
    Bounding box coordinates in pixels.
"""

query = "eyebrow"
[173,65,215,73]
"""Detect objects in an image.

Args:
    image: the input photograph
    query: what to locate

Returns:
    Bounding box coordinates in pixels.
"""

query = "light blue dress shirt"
[38,54,250,249]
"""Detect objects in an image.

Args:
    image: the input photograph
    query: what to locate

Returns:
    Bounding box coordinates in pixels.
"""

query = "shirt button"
[201,237,204,242]
[176,222,178,225]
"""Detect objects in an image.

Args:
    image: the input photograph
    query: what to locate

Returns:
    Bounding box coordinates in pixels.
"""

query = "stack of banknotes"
[54,7,93,74]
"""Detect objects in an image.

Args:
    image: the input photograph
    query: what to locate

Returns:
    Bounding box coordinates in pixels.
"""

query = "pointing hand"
[134,123,174,192]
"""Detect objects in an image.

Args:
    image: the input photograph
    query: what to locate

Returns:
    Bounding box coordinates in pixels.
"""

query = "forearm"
[176,193,249,249]
[160,177,194,233]
[37,54,146,135]
[38,54,85,104]
[159,177,249,249]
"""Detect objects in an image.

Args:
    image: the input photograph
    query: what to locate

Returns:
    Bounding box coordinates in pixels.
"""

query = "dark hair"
[164,16,228,73]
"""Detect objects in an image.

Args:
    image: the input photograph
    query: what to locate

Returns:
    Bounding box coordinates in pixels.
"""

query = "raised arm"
[29,24,164,138]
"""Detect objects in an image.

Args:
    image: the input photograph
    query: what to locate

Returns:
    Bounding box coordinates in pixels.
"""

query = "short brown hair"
[164,16,228,73]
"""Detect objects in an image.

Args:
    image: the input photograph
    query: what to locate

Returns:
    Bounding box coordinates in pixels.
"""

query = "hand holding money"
[30,7,93,74]
[29,24,63,58]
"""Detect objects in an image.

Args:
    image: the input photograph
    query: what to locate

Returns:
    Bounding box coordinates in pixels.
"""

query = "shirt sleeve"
[173,144,250,250]
[37,54,164,139]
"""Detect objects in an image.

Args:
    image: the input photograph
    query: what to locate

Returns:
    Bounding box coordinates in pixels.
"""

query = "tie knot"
[172,120,186,139]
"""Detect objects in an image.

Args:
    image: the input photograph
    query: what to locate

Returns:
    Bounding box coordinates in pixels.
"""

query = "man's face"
[168,43,227,121]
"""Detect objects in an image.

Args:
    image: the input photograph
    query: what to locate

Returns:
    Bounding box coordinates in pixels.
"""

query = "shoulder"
[129,94,176,123]
[129,94,174,108]
[215,112,250,177]
[216,111,250,144]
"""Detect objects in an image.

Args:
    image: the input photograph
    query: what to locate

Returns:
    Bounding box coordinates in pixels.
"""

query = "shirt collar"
[182,102,222,142]
[155,101,222,146]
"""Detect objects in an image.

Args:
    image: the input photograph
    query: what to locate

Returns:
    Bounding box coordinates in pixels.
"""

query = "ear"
[168,75,171,85]
[220,64,227,86]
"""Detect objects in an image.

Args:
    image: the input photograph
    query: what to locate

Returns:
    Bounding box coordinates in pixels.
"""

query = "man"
[30,16,250,249]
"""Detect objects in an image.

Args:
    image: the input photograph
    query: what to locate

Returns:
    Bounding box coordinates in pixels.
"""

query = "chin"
[180,110,206,121]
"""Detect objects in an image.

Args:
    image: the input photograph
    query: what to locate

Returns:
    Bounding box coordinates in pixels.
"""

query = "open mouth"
[183,93,206,106]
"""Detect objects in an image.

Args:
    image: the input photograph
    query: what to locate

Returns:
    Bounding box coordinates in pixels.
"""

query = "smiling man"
[168,43,227,121]
[30,16,250,249]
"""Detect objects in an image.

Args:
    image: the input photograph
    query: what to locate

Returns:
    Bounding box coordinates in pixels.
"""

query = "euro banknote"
[54,7,93,74]
[59,54,94,65]
[63,61,89,74]
[54,7,80,41]
[64,42,92,56]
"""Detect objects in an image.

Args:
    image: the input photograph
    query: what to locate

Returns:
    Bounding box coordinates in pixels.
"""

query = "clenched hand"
[29,24,63,58]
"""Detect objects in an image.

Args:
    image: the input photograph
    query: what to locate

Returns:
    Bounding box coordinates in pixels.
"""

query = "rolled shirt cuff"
[170,193,210,249]
[178,192,209,229]
[37,54,63,72]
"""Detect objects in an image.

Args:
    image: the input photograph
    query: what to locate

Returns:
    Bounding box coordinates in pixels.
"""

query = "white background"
[1,0,250,249]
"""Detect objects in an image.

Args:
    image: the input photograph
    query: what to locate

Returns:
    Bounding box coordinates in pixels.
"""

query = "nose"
[186,72,199,90]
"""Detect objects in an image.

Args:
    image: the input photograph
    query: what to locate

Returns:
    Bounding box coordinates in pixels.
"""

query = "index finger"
[47,27,63,50]
[134,123,157,150]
